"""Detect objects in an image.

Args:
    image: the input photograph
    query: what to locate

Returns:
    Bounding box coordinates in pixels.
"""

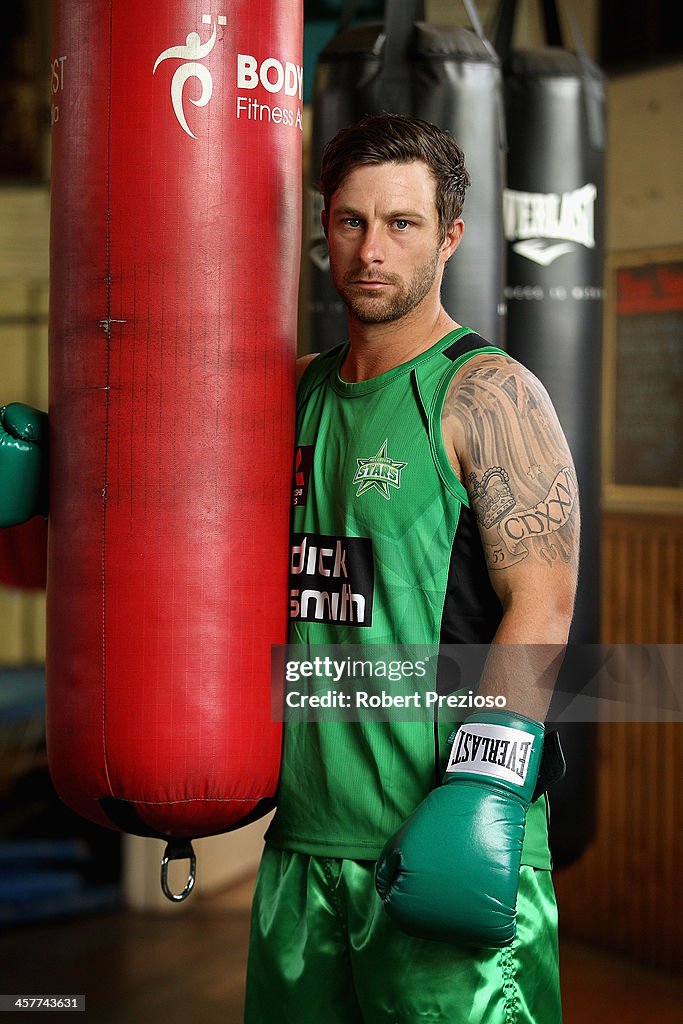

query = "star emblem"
[353,439,407,500]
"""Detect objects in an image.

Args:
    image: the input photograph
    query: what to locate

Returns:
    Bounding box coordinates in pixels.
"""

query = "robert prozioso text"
[355,691,507,710]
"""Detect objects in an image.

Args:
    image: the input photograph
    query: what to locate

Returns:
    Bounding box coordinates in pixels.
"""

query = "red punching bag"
[47,0,302,896]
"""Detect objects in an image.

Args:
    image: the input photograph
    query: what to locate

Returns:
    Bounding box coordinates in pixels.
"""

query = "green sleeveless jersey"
[266,328,551,867]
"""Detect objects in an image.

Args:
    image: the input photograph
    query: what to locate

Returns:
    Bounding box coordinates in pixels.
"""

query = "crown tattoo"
[469,467,516,528]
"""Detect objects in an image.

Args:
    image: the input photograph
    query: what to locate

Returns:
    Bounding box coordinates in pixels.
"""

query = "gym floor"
[1,874,681,1023]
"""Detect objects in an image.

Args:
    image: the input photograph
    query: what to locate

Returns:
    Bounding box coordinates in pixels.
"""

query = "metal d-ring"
[160,839,197,902]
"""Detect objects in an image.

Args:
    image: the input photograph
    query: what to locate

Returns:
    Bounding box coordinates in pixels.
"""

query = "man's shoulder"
[296,353,318,387]
[441,345,563,473]
[296,343,348,395]
[445,349,548,402]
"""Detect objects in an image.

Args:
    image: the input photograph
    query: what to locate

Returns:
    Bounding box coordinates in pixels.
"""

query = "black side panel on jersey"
[438,330,503,646]
[439,501,502,647]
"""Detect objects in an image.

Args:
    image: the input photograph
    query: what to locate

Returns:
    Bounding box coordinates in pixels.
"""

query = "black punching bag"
[307,0,505,351]
[413,11,506,346]
[492,0,605,866]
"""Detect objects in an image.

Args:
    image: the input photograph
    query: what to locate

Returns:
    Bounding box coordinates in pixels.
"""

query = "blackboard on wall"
[604,251,683,512]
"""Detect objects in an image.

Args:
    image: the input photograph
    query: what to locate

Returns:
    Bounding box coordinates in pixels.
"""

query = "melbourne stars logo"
[353,440,407,500]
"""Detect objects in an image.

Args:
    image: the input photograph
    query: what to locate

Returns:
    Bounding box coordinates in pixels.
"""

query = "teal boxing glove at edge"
[0,403,49,527]
[375,710,544,948]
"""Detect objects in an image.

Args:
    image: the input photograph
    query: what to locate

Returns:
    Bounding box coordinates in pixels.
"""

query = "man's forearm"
[477,605,571,721]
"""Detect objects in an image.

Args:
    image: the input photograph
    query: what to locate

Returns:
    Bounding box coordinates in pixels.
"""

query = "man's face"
[323,160,457,325]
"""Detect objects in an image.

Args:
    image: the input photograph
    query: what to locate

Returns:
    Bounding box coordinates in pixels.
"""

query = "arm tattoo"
[443,358,580,572]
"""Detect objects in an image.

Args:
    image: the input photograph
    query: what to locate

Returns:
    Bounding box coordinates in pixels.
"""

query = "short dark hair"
[319,114,470,243]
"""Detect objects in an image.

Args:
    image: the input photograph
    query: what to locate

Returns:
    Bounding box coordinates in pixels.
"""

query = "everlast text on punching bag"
[47,1,303,897]
[307,0,505,351]
[492,0,605,866]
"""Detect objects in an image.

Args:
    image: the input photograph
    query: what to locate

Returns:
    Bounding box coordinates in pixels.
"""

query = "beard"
[332,248,442,324]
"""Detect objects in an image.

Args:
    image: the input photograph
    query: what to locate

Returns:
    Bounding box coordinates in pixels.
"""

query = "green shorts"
[245,846,561,1023]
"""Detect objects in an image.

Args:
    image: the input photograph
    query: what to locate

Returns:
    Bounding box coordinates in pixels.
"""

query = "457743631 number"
[0,995,84,1012]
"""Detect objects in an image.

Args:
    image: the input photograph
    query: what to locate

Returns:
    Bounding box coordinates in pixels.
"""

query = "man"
[245,115,579,1022]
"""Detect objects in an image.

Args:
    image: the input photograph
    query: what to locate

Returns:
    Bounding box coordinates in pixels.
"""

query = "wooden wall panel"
[601,513,683,643]
[554,512,683,971]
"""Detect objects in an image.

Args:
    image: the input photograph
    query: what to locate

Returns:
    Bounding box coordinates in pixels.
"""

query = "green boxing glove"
[0,403,49,527]
[375,710,544,947]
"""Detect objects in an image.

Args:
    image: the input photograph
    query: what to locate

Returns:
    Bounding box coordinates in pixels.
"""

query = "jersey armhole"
[427,345,506,506]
